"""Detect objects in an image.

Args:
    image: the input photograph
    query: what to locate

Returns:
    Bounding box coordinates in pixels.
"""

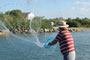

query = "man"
[48,20,76,60]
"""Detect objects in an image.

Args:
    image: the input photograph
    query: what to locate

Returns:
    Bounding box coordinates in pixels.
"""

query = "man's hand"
[48,40,57,46]
[48,42,52,46]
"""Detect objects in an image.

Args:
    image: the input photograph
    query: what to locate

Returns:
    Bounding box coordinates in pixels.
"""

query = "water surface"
[0,31,90,60]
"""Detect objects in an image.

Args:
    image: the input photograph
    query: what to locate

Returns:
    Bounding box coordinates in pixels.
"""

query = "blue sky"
[0,0,90,19]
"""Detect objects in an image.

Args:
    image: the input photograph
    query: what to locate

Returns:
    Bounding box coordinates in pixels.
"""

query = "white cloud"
[74,1,90,7]
[71,1,90,18]
[72,7,89,12]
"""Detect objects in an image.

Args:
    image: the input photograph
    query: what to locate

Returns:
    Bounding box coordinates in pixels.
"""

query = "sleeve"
[54,32,62,42]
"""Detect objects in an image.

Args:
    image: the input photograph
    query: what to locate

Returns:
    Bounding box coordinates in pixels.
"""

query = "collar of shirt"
[59,27,68,31]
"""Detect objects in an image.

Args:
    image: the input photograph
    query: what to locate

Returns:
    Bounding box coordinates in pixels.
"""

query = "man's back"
[55,28,75,54]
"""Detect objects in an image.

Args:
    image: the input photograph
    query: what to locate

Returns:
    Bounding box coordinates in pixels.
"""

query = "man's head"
[59,20,69,28]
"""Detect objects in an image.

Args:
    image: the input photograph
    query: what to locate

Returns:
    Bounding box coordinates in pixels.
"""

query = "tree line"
[0,9,90,32]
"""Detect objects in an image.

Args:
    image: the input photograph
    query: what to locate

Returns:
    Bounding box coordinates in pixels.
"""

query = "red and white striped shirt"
[55,28,75,54]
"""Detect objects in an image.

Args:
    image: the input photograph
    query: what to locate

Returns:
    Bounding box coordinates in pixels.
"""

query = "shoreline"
[9,27,90,33]
[0,30,10,35]
[68,27,90,32]
[0,27,90,35]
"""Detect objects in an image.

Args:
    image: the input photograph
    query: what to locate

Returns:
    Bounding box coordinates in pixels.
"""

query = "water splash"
[29,12,44,47]
[0,12,44,48]
[0,0,53,49]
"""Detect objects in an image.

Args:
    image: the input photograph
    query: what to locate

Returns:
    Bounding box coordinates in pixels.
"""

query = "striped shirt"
[55,28,75,55]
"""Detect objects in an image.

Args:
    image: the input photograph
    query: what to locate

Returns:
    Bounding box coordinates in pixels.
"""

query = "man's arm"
[48,40,57,46]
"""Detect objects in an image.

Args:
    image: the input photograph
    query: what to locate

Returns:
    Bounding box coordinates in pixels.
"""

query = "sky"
[0,0,90,19]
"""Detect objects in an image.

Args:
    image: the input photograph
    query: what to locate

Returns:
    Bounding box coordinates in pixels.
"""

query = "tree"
[4,10,25,30]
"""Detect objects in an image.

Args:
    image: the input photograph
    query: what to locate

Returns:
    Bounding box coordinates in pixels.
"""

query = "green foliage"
[31,17,41,31]
[0,10,28,31]
[41,19,53,29]
[1,9,90,32]
[66,17,90,28]
[0,13,4,21]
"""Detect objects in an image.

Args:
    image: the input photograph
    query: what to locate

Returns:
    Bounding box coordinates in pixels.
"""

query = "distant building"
[48,21,54,26]
[23,12,30,19]
[23,12,35,20]
[51,22,54,26]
